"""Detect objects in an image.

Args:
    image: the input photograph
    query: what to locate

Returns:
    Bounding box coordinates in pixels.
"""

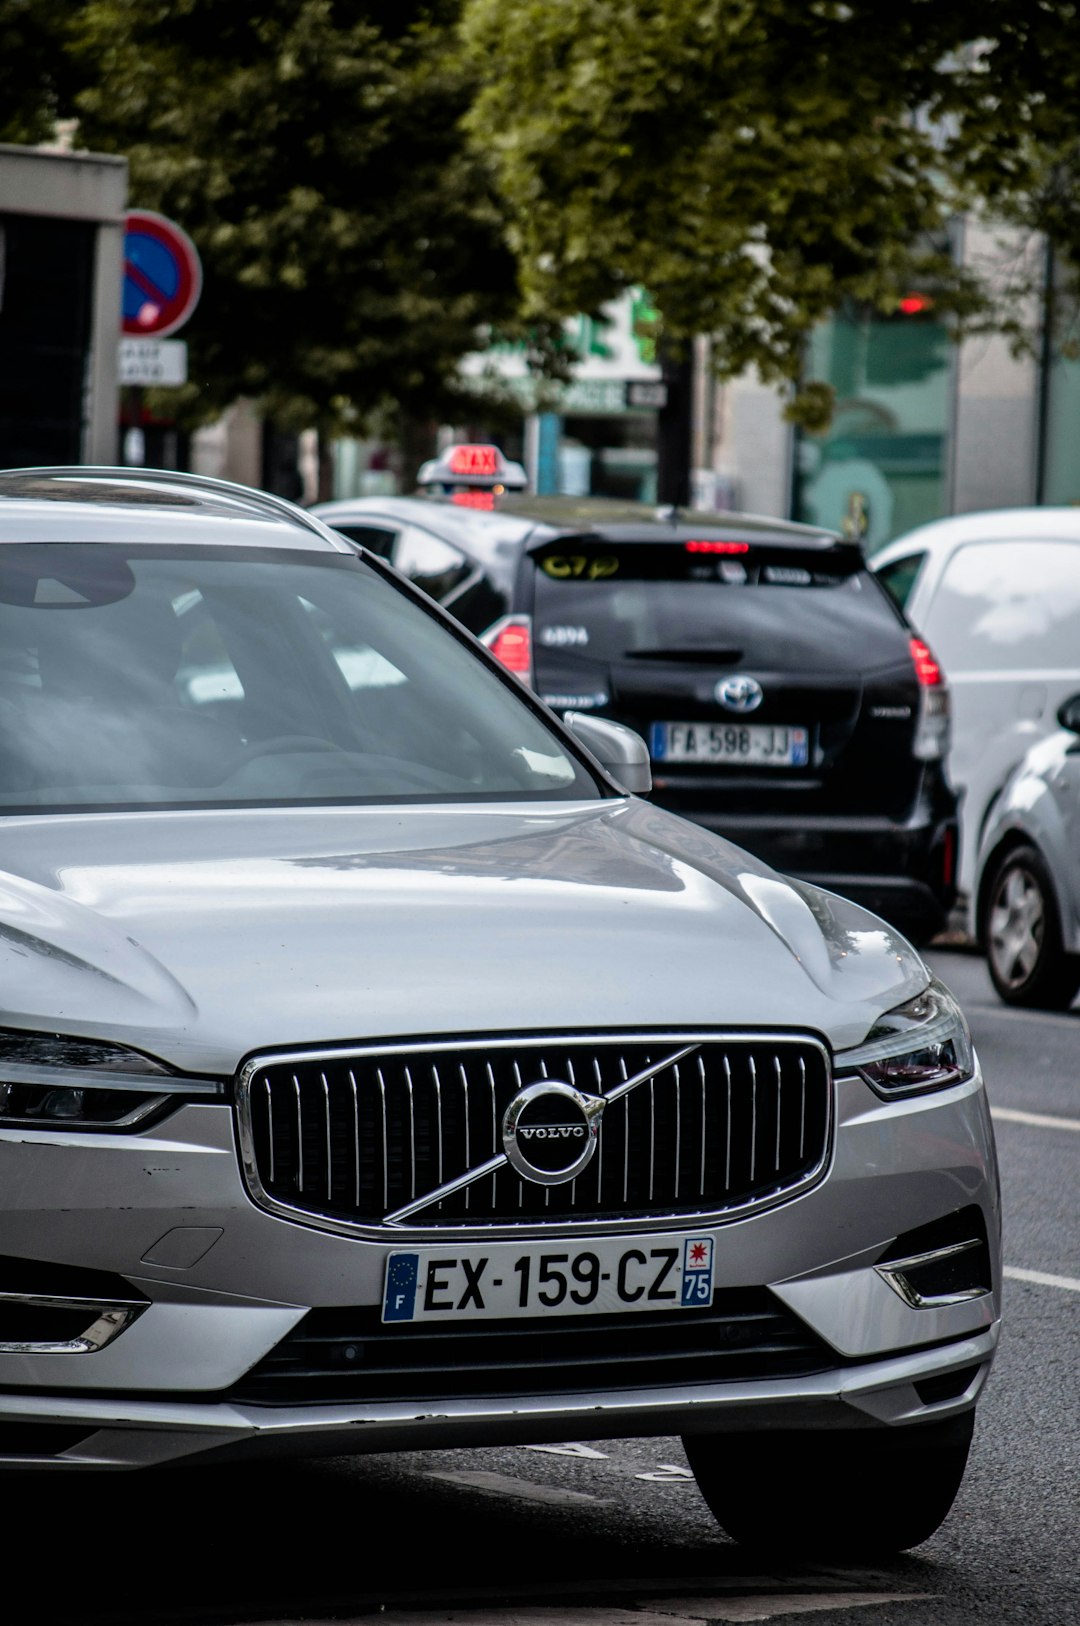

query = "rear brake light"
[910,636,943,686]
[685,540,750,554]
[909,636,950,761]
[481,615,533,685]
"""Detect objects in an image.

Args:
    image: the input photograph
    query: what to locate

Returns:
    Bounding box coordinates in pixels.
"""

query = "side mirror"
[1056,694,1080,733]
[563,712,652,795]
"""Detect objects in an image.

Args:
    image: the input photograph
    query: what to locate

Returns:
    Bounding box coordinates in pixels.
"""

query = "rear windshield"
[530,540,900,669]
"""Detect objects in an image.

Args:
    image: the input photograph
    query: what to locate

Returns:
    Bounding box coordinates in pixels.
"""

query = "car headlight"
[835,978,975,1099]
[0,1030,223,1130]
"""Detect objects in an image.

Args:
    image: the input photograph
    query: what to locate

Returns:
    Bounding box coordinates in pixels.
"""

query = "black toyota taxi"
[312,477,958,942]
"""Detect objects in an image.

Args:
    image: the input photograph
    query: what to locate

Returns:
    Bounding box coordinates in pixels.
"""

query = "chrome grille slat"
[321,1073,332,1203]
[697,1054,706,1197]
[242,1034,831,1234]
[293,1075,303,1194]
[376,1067,388,1211]
[403,1066,416,1201]
[265,1078,275,1186]
[459,1064,471,1213]
[348,1069,360,1209]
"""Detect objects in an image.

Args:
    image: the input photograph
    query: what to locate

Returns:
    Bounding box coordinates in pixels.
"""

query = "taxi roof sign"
[417,443,528,492]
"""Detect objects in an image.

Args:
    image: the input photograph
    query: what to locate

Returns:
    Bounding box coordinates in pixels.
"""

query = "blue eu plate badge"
[383,1252,419,1322]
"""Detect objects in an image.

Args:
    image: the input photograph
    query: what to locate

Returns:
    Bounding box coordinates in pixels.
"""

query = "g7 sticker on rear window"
[539,554,620,580]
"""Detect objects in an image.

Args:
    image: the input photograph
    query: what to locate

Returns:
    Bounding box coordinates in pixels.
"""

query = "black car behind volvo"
[312,484,958,941]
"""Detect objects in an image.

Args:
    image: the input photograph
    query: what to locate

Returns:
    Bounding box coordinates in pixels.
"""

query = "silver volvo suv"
[0,469,999,1556]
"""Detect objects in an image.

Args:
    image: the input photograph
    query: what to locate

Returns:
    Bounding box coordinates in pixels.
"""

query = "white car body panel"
[873,509,1080,896]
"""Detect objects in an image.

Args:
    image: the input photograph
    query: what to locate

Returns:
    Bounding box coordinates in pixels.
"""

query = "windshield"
[0,544,594,812]
[530,540,896,670]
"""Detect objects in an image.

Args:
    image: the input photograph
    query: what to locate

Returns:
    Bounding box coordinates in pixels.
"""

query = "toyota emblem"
[716,675,763,713]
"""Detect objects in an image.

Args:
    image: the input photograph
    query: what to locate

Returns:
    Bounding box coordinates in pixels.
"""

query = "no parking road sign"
[122,210,202,338]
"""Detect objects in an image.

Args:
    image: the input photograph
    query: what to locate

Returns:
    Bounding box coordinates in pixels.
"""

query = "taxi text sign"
[122,211,202,338]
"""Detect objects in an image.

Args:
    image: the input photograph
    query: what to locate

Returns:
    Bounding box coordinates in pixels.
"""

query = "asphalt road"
[23,949,1080,1626]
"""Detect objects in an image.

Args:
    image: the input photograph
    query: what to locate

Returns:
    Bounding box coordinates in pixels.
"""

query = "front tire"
[682,1412,974,1557]
[984,843,1080,1009]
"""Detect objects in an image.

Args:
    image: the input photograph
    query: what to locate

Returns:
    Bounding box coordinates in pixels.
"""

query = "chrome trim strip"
[876,1239,991,1309]
[0,1095,170,1129]
[235,1029,834,1243]
[0,1293,143,1356]
[0,1060,221,1096]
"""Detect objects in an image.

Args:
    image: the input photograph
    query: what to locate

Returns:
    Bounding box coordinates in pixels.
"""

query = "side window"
[924,540,1080,669]
[874,552,925,609]
[390,525,472,602]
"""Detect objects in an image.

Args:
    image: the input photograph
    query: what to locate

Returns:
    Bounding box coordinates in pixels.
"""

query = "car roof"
[872,507,1080,569]
[310,494,844,558]
[0,467,352,552]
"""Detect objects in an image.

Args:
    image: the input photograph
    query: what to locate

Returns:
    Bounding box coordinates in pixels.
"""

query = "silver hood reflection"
[0,798,928,1075]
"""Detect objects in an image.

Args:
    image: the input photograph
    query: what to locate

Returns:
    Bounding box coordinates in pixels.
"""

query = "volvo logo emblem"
[502,1081,605,1186]
[716,675,763,713]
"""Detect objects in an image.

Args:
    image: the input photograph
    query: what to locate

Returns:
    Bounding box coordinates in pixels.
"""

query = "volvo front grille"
[236,1032,831,1236]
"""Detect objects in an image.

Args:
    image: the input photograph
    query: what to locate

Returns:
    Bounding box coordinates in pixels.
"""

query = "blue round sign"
[122,211,202,338]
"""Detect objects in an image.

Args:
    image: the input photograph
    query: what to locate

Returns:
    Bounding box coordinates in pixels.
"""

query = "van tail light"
[910,635,950,761]
[481,615,533,686]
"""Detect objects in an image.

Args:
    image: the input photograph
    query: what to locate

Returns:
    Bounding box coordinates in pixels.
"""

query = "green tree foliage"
[58,0,526,433]
[460,0,1080,423]
[0,1,82,144]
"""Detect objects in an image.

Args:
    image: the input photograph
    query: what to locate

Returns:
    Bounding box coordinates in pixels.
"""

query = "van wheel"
[985,844,1080,1009]
[682,1413,974,1557]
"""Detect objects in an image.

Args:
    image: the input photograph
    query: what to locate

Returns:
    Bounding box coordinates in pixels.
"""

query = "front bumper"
[0,1065,1000,1470]
[0,1327,997,1470]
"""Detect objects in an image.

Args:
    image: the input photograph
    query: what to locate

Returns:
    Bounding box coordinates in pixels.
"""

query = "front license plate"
[382,1233,715,1323]
[650,721,809,766]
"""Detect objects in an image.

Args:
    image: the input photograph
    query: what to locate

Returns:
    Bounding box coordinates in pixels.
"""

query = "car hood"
[0,799,927,1075]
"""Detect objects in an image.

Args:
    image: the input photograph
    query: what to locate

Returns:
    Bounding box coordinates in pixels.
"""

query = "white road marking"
[524,1442,609,1459]
[276,1596,931,1626]
[424,1469,610,1505]
[634,1462,695,1482]
[992,1104,1080,1133]
[1005,1265,1080,1293]
[651,1595,930,1622]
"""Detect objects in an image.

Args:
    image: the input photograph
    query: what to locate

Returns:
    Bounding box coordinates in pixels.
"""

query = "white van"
[872,509,1080,901]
